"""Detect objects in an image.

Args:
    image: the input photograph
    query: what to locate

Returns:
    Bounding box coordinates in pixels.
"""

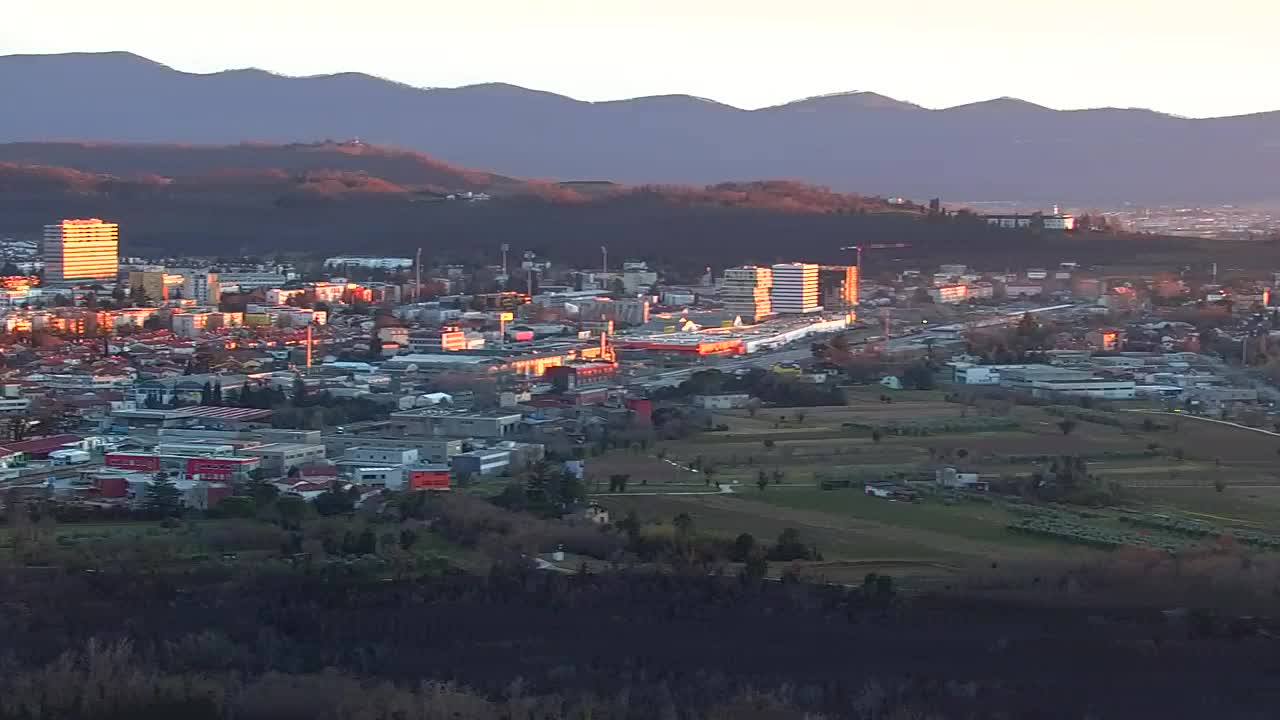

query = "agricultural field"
[596,391,1280,579]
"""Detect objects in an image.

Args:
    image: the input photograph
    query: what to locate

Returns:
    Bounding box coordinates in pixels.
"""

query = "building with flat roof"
[722,266,772,323]
[43,219,119,284]
[183,272,220,305]
[389,408,523,439]
[241,443,327,476]
[818,265,858,309]
[324,255,414,271]
[770,263,821,314]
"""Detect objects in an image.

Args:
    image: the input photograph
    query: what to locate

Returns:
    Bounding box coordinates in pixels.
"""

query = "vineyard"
[1007,514,1188,552]
[1119,514,1280,550]
[842,417,1020,437]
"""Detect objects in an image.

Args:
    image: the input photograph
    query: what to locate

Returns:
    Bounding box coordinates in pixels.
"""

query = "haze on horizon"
[2,0,1275,119]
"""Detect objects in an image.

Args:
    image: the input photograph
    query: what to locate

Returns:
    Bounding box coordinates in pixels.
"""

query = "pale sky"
[2,0,1274,117]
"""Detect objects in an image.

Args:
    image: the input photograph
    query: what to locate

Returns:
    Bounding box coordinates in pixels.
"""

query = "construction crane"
[839,243,911,278]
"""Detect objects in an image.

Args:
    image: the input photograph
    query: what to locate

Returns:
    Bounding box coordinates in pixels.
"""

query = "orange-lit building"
[43,219,119,284]
[614,337,745,355]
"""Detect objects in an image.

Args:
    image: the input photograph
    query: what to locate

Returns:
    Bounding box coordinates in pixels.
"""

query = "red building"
[407,465,451,490]
[105,452,260,481]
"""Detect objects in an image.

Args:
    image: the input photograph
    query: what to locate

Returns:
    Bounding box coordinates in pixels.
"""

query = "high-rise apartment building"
[721,266,773,323]
[770,263,821,314]
[183,272,221,305]
[818,265,859,310]
[43,219,119,285]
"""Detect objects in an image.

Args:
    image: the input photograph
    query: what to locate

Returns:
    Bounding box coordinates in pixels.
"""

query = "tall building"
[128,270,167,303]
[818,265,859,310]
[770,263,821,314]
[722,266,773,323]
[43,219,119,285]
[183,272,221,305]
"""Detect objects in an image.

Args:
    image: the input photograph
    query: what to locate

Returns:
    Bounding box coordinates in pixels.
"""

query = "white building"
[324,256,414,271]
[182,272,221,305]
[928,284,969,304]
[722,266,773,323]
[770,263,821,314]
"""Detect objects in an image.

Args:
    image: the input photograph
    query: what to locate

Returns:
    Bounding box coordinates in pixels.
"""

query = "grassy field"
[595,391,1280,578]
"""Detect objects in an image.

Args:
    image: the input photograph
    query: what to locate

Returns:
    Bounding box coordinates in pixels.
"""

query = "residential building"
[408,327,470,353]
[323,255,414,271]
[216,272,288,291]
[770,263,821,314]
[43,218,119,284]
[928,284,969,304]
[128,270,167,302]
[721,266,772,323]
[183,272,221,305]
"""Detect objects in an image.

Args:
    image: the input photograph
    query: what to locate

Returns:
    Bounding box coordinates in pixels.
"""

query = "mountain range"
[3,52,1280,204]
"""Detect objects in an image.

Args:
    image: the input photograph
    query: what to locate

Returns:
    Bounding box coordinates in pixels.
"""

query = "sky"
[2,0,1275,118]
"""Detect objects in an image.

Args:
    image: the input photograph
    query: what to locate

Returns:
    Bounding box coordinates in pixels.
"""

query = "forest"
[2,484,1279,720]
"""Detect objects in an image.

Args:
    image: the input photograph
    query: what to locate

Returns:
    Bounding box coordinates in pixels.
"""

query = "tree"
[1057,419,1078,436]
[314,484,357,516]
[672,513,695,540]
[703,465,717,487]
[756,472,769,492]
[730,533,756,562]
[1214,477,1227,493]
[607,473,630,493]
[871,429,883,443]
[275,494,309,530]
[901,362,936,390]
[142,475,183,519]
[771,469,785,485]
[215,496,256,519]
[794,410,806,425]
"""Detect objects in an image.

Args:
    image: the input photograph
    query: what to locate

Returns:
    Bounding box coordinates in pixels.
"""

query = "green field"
[597,391,1280,577]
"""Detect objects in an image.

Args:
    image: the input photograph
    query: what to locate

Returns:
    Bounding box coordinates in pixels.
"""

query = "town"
[0,215,1275,549]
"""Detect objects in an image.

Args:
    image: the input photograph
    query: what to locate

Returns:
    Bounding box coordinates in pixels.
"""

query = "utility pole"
[414,247,423,303]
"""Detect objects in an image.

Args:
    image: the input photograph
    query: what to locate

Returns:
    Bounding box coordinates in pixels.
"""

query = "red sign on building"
[186,456,259,481]
[408,468,450,490]
[105,453,160,471]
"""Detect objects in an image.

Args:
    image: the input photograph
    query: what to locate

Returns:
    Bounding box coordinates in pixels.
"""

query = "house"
[936,466,988,491]
[693,393,752,410]
[564,502,610,525]
[864,481,917,501]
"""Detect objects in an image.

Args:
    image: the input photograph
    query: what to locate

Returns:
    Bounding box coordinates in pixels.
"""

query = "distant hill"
[0,141,1208,273]
[0,141,917,212]
[3,52,1280,203]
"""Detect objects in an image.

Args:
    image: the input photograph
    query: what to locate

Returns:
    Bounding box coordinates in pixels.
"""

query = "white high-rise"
[721,266,773,323]
[183,272,221,305]
[770,263,821,314]
[43,218,119,285]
